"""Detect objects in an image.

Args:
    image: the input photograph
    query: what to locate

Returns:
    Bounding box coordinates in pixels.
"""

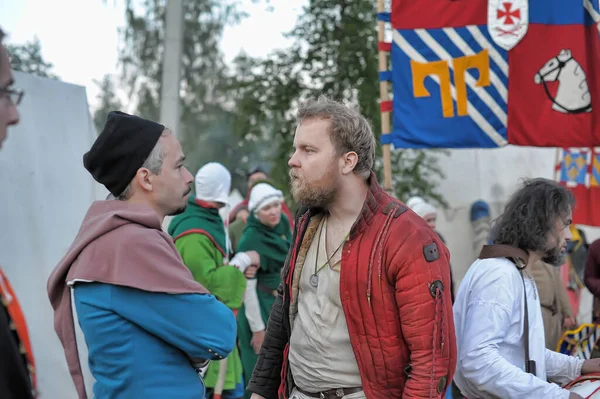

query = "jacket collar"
[350,172,389,239]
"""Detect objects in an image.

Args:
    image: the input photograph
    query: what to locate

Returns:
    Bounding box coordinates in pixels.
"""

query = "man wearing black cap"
[83,111,194,215]
[47,111,238,398]
[0,27,37,399]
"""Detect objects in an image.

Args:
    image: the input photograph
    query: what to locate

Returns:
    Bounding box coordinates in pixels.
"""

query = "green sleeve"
[175,234,247,309]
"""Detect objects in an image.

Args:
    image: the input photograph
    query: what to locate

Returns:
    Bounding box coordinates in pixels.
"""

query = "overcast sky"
[2,0,306,109]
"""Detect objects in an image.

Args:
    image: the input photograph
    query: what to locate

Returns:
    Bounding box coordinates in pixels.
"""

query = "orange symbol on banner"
[411,49,491,118]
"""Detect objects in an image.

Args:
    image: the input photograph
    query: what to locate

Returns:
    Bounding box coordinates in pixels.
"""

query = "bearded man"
[247,96,456,399]
[453,178,600,399]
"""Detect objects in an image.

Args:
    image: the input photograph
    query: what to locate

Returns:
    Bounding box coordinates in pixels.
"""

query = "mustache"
[184,187,192,196]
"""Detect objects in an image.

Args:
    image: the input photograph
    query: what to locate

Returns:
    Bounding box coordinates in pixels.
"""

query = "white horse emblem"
[534,49,592,114]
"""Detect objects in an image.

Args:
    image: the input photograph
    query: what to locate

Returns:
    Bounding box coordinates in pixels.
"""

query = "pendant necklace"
[310,217,350,288]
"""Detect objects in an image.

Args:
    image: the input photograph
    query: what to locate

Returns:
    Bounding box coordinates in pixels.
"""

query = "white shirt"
[229,252,265,332]
[288,218,362,391]
[453,257,583,399]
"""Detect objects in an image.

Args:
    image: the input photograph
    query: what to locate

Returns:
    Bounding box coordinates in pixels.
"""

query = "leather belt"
[296,386,363,399]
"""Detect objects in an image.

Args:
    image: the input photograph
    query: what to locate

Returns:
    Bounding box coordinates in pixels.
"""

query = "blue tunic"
[73,283,236,399]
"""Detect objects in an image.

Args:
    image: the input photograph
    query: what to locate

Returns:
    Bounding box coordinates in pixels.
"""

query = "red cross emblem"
[497,2,521,25]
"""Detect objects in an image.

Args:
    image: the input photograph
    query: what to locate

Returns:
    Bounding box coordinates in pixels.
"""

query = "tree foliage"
[92,74,123,134]
[97,0,265,193]
[6,37,58,79]
[98,0,447,205]
[230,0,448,206]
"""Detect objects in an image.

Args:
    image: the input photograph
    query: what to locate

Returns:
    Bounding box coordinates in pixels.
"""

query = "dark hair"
[492,178,575,252]
[247,164,268,178]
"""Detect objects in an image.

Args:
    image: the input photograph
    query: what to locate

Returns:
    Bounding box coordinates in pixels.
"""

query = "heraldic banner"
[386,0,600,149]
[556,147,600,226]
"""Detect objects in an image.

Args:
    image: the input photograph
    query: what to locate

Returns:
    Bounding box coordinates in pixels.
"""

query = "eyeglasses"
[0,87,24,105]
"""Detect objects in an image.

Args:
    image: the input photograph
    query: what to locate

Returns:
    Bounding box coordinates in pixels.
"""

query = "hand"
[244,265,258,279]
[563,316,577,330]
[581,358,600,374]
[246,250,260,267]
[251,330,266,354]
[569,393,584,399]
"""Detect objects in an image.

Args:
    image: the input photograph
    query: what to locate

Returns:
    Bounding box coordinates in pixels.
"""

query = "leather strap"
[479,244,529,266]
[295,386,363,398]
[479,245,536,375]
[520,271,535,375]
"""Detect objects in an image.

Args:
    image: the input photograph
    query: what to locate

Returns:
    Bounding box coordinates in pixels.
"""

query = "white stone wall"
[0,72,99,398]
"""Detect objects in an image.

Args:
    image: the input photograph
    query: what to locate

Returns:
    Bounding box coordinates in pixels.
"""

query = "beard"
[542,245,567,267]
[290,162,339,208]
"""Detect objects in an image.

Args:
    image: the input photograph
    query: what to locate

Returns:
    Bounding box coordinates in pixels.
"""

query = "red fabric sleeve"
[388,228,457,398]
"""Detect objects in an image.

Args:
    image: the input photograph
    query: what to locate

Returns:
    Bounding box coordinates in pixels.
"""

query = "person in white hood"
[169,162,260,399]
[406,196,437,229]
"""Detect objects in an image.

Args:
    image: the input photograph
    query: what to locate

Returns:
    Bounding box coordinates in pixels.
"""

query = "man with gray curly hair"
[248,96,456,399]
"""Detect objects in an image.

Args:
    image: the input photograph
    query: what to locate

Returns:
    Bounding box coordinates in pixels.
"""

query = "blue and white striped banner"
[388,25,509,148]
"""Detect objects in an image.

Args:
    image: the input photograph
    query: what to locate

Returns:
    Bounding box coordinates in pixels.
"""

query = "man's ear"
[341,151,359,175]
[134,168,153,192]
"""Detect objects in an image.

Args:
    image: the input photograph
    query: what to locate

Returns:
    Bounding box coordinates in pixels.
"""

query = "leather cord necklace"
[310,217,349,288]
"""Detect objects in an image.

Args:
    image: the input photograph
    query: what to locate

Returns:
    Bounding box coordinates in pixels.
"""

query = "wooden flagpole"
[377,0,393,193]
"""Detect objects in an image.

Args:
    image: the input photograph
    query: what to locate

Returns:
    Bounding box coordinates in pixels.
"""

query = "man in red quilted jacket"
[247,96,456,399]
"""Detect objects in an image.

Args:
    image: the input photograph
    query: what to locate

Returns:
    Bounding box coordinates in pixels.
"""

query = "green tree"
[93,74,123,135]
[230,0,448,207]
[109,0,263,193]
[6,37,58,79]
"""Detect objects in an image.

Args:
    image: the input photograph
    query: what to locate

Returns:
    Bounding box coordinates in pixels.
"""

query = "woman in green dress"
[236,183,292,399]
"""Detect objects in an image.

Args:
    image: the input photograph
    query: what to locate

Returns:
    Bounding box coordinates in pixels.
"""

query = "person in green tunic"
[236,183,292,399]
[168,162,260,399]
